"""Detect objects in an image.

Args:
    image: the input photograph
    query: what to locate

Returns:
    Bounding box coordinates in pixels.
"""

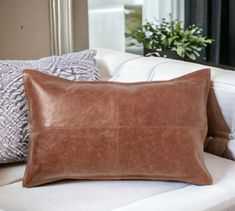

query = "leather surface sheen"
[23,69,212,187]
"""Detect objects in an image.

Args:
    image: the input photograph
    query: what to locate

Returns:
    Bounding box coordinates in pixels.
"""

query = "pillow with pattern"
[0,49,99,163]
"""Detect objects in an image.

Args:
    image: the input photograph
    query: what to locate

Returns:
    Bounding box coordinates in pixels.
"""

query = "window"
[88,0,184,54]
[125,0,143,55]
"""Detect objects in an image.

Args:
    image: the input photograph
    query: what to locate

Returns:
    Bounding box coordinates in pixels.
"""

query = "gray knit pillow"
[0,50,99,163]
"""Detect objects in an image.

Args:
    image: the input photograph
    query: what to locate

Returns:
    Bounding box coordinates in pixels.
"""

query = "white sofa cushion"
[95,48,141,80]
[0,163,25,187]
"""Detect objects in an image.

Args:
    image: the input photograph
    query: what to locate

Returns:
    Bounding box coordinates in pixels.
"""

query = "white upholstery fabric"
[1,153,235,211]
[95,48,141,80]
[114,153,235,211]
[95,48,235,160]
[0,163,25,186]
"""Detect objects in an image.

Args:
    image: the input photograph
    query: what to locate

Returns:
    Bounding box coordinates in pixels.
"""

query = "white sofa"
[1,49,235,211]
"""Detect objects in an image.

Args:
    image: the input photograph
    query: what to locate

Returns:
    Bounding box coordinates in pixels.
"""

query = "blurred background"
[0,0,234,68]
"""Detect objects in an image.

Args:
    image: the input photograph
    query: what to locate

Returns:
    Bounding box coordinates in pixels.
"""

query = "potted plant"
[125,18,213,61]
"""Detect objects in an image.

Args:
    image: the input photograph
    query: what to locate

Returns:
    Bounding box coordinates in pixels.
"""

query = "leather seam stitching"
[147,61,173,81]
[110,56,143,81]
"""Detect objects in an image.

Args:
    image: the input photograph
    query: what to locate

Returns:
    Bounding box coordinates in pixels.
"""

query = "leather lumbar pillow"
[23,69,212,187]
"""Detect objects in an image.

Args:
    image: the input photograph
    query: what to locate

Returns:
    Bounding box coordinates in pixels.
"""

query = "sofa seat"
[0,153,235,211]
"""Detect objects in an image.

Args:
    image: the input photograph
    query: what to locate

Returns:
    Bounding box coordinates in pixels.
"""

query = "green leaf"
[125,17,213,58]
[186,52,197,60]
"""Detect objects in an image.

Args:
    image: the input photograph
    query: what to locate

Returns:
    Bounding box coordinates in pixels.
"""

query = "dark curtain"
[185,0,235,67]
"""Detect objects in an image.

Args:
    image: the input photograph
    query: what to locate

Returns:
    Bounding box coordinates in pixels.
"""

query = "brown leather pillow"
[23,69,212,187]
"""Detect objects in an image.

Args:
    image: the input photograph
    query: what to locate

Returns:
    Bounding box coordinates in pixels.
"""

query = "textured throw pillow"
[23,69,212,187]
[0,50,99,164]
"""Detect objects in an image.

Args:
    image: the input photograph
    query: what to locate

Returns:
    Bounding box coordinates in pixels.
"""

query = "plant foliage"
[125,18,213,60]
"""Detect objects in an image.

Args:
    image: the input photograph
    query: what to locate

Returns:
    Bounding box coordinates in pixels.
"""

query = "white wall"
[125,0,143,5]
[88,0,125,51]
[143,0,185,23]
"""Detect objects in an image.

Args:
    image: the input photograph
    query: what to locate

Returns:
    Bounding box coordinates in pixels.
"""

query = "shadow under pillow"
[23,69,212,187]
